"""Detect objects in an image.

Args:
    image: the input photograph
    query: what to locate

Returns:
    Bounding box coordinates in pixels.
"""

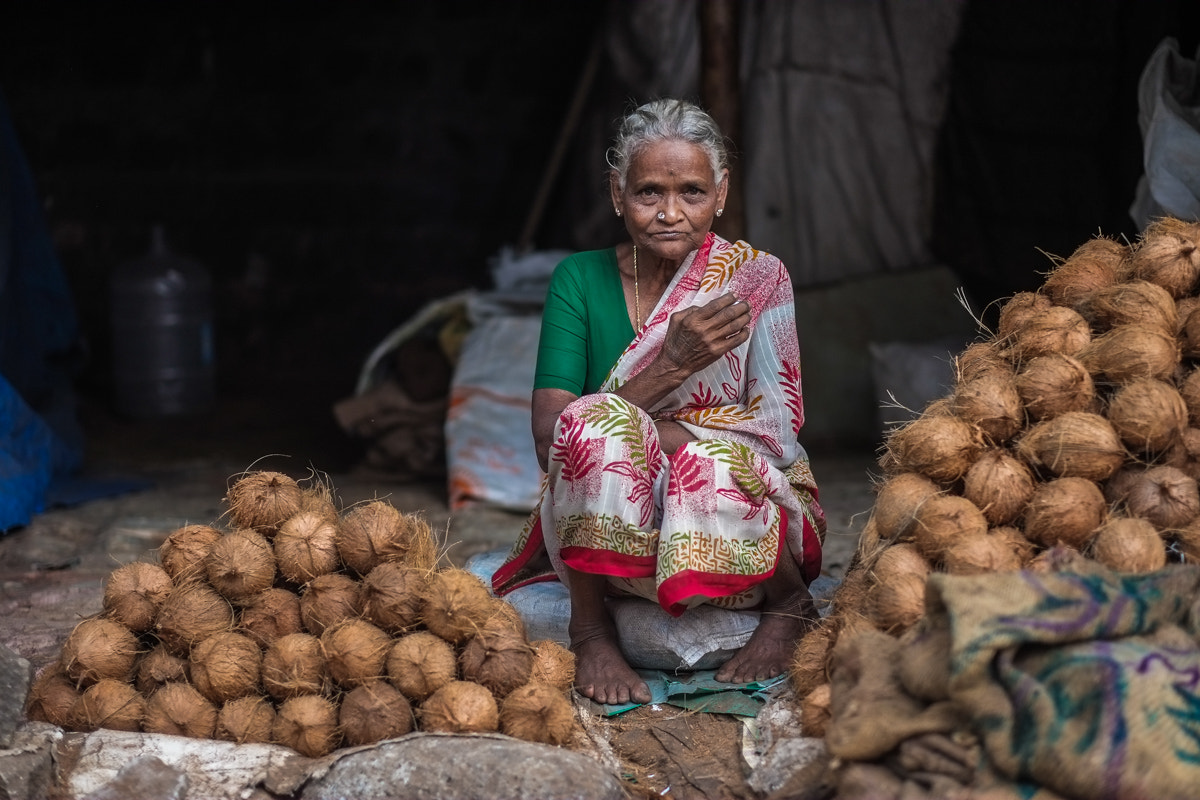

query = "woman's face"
[611,139,729,264]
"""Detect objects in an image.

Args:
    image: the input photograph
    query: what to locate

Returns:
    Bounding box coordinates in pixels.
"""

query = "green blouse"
[534,248,635,396]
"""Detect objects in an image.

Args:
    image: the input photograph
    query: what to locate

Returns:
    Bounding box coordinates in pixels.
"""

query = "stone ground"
[0,395,879,799]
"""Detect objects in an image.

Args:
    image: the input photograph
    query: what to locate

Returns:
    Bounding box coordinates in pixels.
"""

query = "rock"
[301,733,625,800]
[0,723,60,800]
[0,644,32,749]
[81,756,187,800]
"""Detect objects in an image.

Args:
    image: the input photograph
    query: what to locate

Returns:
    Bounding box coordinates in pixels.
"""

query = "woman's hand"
[660,294,751,378]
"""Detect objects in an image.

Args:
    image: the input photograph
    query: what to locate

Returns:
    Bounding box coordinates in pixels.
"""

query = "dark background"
[1,1,1198,467]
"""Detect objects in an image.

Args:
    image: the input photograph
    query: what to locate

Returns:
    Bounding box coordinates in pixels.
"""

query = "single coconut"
[419,680,499,733]
[273,694,342,758]
[800,683,833,738]
[61,617,140,687]
[1041,237,1125,309]
[460,626,534,699]
[321,618,392,689]
[997,291,1054,340]
[26,665,81,728]
[1180,307,1200,358]
[299,572,362,636]
[336,500,411,575]
[339,679,414,746]
[274,509,342,584]
[1027,545,1087,573]
[870,473,941,543]
[158,524,223,582]
[482,598,527,639]
[1014,353,1096,421]
[881,414,982,484]
[262,632,327,700]
[942,532,1023,575]
[190,631,262,704]
[951,371,1024,444]
[361,561,427,634]
[102,561,173,633]
[206,528,276,601]
[865,543,930,633]
[788,622,834,699]
[1105,378,1187,455]
[143,682,217,739]
[830,566,872,618]
[1121,465,1200,530]
[1089,516,1167,573]
[499,682,576,746]
[421,567,497,644]
[216,695,276,744]
[1179,367,1200,427]
[156,582,235,656]
[135,642,189,696]
[1023,477,1107,550]
[71,679,145,733]
[954,340,1011,384]
[1079,279,1177,336]
[1143,215,1200,245]
[1016,411,1126,481]
[224,470,304,535]
[961,449,1036,527]
[911,495,988,563]
[1004,304,1091,360]
[239,587,304,648]
[1078,324,1179,383]
[989,526,1038,565]
[387,630,458,702]
[1129,230,1200,298]
[529,639,576,694]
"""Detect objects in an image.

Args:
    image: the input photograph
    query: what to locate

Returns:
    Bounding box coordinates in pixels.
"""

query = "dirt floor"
[0,392,878,798]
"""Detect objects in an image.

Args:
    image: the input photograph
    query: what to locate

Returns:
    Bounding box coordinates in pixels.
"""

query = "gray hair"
[607,99,728,191]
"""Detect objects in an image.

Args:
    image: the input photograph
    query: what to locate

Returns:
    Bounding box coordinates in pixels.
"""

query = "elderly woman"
[492,99,826,705]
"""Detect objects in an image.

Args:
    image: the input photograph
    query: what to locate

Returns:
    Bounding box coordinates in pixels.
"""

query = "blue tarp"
[0,372,78,530]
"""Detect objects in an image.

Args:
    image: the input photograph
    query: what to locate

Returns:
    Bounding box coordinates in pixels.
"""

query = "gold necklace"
[632,244,641,330]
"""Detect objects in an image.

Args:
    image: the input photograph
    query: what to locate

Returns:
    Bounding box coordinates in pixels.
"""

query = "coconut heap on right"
[791,216,1200,719]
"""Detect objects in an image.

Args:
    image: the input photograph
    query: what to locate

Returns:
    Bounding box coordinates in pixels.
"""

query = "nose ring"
[657,211,665,221]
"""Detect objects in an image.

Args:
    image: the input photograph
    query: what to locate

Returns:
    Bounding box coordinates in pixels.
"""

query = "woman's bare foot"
[715,607,813,683]
[571,628,652,705]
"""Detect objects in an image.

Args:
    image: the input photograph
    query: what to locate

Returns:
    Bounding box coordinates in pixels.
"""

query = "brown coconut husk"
[321,618,392,689]
[499,682,577,746]
[1040,237,1126,310]
[1129,230,1200,298]
[337,501,438,575]
[135,642,189,696]
[102,561,173,634]
[1143,216,1200,245]
[529,639,576,694]
[1089,516,1167,573]
[387,630,458,702]
[1165,427,1200,483]
[881,414,982,484]
[951,371,1024,444]
[1004,304,1092,360]
[156,581,235,656]
[1183,307,1200,359]
[1016,411,1126,481]
[339,679,414,746]
[299,572,362,636]
[482,598,527,639]
[361,561,427,634]
[238,587,304,648]
[190,631,262,704]
[997,292,1054,340]
[419,680,499,733]
[961,449,1036,527]
[158,524,223,582]
[1105,378,1187,455]
[865,543,930,633]
[26,664,81,728]
[216,695,276,744]
[206,529,276,601]
[989,526,1039,566]
[870,473,941,544]
[262,632,327,701]
[954,340,1011,384]
[1026,545,1087,573]
[788,620,835,699]
[1077,323,1179,383]
[830,566,872,618]
[1015,353,1096,422]
[273,694,342,757]
[274,509,342,584]
[70,679,145,733]
[1121,465,1200,530]
[1079,279,1177,336]
[799,683,833,738]
[896,623,952,703]
[911,495,988,564]
[1179,368,1200,427]
[143,682,218,739]
[1023,477,1107,550]
[942,532,1023,575]
[1174,518,1200,564]
[852,517,885,569]
[460,626,534,699]
[224,470,304,536]
[61,617,140,687]
[421,567,497,644]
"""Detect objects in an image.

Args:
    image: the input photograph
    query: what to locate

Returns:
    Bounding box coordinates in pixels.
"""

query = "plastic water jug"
[110,226,215,418]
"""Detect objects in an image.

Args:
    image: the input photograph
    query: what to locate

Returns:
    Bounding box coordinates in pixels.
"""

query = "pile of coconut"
[790,216,1200,735]
[25,469,578,757]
